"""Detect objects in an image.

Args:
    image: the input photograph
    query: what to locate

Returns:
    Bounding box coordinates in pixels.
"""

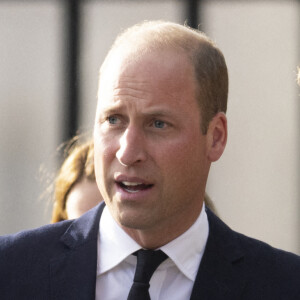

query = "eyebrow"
[141,110,173,118]
[98,101,124,115]
[97,99,180,123]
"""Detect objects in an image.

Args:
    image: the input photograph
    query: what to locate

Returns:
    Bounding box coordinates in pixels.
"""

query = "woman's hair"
[51,138,95,223]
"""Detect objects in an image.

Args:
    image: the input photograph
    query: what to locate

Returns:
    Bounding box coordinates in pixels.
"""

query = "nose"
[116,126,147,166]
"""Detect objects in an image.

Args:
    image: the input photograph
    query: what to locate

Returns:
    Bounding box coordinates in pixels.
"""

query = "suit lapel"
[190,209,246,300]
[49,203,105,300]
[49,204,246,299]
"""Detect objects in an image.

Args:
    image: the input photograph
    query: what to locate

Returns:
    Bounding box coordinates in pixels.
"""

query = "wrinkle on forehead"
[98,48,197,109]
[112,76,152,99]
[98,78,153,110]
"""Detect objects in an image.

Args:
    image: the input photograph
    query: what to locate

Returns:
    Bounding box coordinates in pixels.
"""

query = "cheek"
[157,136,207,185]
[94,135,119,192]
[94,139,107,180]
[95,133,118,164]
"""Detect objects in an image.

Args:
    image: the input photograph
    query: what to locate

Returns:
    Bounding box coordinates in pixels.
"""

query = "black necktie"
[127,249,168,300]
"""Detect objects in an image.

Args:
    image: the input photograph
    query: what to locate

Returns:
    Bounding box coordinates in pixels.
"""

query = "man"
[0,21,299,299]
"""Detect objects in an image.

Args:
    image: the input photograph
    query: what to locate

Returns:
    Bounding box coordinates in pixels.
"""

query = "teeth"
[122,181,141,186]
[125,189,140,193]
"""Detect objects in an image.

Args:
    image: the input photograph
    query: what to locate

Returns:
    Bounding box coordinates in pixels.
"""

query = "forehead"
[97,49,198,112]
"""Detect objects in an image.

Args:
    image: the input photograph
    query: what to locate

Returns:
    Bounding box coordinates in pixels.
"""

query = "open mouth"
[117,181,153,193]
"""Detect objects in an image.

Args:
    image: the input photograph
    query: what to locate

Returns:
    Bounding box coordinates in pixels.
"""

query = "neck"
[121,202,203,249]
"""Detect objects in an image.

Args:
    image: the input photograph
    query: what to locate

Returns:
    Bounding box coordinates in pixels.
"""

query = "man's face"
[94,49,211,240]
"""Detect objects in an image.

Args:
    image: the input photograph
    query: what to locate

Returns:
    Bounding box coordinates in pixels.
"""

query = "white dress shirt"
[95,205,209,300]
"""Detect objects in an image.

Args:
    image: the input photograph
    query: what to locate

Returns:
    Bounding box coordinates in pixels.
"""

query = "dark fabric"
[190,208,300,300]
[0,202,299,299]
[0,203,105,300]
[127,249,168,300]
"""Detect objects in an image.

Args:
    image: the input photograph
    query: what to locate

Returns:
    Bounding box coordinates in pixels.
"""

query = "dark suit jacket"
[0,202,299,299]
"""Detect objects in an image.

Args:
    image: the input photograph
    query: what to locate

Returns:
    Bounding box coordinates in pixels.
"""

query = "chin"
[111,204,155,230]
[118,213,153,231]
[119,216,144,229]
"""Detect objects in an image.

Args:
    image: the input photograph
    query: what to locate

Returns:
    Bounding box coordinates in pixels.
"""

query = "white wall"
[204,0,300,254]
[0,2,63,234]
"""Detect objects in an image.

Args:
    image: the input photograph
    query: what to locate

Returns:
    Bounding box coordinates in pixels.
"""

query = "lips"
[117,181,153,193]
[114,174,154,194]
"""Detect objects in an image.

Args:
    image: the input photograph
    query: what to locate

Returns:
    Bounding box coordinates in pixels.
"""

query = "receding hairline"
[99,20,228,134]
[100,20,215,73]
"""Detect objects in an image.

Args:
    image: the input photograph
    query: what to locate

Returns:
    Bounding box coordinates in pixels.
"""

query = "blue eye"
[154,120,165,129]
[108,116,119,124]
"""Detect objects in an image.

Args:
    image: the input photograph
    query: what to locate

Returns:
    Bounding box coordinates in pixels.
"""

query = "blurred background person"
[51,138,102,223]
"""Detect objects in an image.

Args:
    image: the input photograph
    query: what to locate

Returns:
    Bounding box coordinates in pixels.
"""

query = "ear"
[206,112,227,162]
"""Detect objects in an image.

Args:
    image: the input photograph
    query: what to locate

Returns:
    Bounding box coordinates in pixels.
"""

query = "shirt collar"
[97,204,209,281]
[160,204,209,280]
[97,206,141,275]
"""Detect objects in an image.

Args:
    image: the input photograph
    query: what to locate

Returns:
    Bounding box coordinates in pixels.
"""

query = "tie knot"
[134,249,168,284]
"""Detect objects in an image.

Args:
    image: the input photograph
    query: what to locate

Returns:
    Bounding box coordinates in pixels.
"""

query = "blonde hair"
[51,139,95,223]
[100,20,228,134]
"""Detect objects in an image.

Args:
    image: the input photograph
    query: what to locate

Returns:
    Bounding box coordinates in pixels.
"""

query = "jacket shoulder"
[206,207,300,262]
[0,220,73,260]
[205,208,300,298]
[0,204,104,299]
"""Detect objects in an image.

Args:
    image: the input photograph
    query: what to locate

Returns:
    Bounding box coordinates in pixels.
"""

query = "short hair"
[100,20,228,134]
[51,138,95,223]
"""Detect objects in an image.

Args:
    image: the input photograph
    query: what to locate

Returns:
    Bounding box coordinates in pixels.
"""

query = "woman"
[51,138,102,223]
